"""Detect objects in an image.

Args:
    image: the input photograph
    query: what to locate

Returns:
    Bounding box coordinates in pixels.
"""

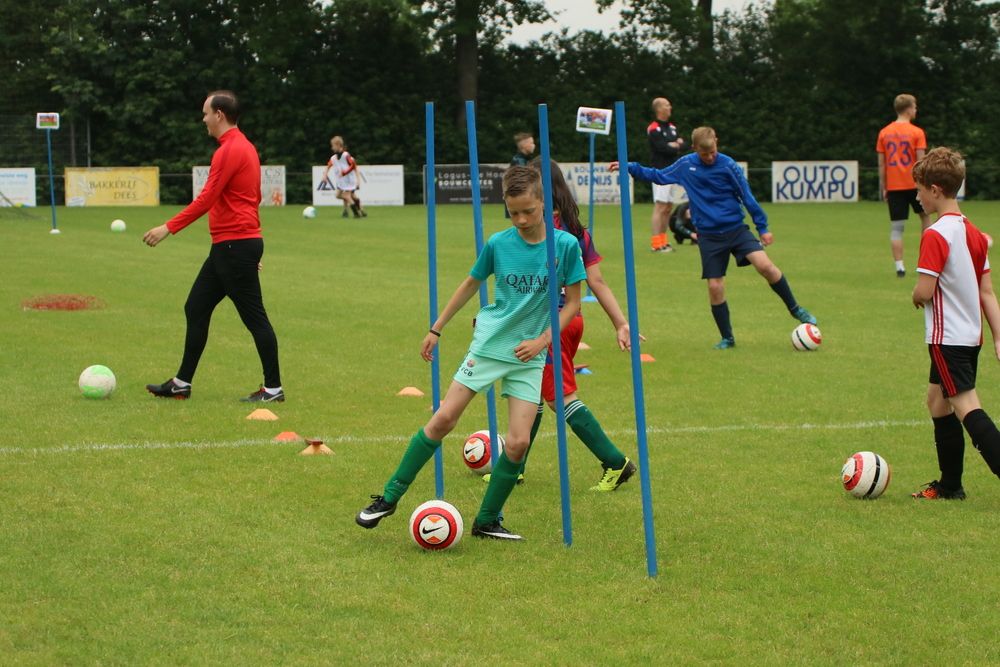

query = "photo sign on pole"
[36,113,60,234]
[575,107,613,136]
[575,106,612,302]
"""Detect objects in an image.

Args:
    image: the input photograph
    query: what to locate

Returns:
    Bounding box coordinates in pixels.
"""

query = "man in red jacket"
[143,91,283,402]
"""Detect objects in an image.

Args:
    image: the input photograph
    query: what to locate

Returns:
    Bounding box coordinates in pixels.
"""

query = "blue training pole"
[582,132,597,302]
[425,102,444,499]
[464,100,501,464]
[46,129,58,233]
[539,103,573,547]
[614,100,658,577]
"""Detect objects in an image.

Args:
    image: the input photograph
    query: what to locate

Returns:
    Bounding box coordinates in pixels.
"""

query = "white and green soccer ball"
[110,219,126,232]
[79,365,116,399]
[302,206,317,219]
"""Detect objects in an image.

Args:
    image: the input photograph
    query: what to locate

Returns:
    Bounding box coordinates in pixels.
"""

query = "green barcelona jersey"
[468,226,587,367]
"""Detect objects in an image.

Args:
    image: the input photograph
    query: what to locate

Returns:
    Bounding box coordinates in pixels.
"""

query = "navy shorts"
[887,189,925,221]
[929,344,980,398]
[697,225,765,279]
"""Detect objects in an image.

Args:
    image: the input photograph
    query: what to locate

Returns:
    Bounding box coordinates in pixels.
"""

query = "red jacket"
[166,127,262,243]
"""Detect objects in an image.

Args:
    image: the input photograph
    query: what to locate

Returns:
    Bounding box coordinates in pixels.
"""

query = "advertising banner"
[425,163,636,206]
[0,168,37,206]
[430,163,507,205]
[772,161,858,203]
[193,166,287,206]
[65,167,160,206]
[559,162,633,205]
[311,165,404,206]
[261,165,286,206]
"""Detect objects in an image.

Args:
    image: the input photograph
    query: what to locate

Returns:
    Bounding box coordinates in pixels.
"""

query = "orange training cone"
[640,353,656,362]
[274,431,301,442]
[300,438,333,456]
[397,386,425,397]
[246,408,279,421]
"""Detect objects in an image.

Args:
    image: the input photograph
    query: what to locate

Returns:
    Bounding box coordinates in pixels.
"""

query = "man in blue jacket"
[611,126,817,349]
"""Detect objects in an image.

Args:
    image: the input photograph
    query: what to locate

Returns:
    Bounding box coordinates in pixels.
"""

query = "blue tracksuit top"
[628,152,768,235]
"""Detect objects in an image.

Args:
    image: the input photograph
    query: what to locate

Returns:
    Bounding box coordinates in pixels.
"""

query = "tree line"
[3,0,999,204]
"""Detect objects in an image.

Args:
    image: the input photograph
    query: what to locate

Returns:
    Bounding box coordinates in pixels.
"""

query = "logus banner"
[65,167,160,206]
[430,163,507,205]
[772,161,858,203]
[559,162,633,205]
[311,165,404,206]
[192,166,286,206]
[0,168,37,206]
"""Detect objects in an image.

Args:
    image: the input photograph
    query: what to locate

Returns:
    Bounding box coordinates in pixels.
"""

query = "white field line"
[0,419,924,458]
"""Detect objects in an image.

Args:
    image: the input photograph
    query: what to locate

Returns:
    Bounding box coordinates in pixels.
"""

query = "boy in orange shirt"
[876,93,930,278]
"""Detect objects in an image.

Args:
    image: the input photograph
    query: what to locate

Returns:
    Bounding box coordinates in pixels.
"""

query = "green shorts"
[453,353,542,403]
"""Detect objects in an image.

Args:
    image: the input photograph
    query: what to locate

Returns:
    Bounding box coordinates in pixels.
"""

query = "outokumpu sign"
[771,161,859,203]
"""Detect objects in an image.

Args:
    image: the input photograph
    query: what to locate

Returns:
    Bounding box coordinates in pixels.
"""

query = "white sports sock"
[895,260,905,272]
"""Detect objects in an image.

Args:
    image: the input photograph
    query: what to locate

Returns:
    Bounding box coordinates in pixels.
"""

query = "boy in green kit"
[356,166,586,540]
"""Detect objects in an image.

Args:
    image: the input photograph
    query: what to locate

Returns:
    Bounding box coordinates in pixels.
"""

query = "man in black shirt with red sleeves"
[647,97,686,253]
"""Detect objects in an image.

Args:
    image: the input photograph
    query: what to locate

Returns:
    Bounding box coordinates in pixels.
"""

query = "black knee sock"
[961,409,1000,478]
[932,413,965,490]
[769,275,798,311]
[711,302,733,340]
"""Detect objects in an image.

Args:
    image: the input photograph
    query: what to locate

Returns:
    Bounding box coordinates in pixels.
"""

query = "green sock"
[565,400,626,469]
[476,452,521,525]
[518,403,545,475]
[383,428,441,504]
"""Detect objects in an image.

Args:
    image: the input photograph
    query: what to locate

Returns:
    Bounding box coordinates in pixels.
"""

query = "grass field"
[2,200,1000,665]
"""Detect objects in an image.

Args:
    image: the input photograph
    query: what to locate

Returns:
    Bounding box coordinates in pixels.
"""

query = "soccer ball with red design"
[408,500,464,550]
[791,323,822,351]
[462,429,504,474]
[841,451,891,499]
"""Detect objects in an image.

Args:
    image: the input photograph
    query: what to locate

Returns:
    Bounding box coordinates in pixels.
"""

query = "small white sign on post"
[575,107,613,136]
[36,112,61,233]
[36,113,60,130]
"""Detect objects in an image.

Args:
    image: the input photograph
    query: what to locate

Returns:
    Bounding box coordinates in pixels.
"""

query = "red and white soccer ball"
[408,500,464,550]
[841,451,891,499]
[791,323,822,351]
[463,429,505,474]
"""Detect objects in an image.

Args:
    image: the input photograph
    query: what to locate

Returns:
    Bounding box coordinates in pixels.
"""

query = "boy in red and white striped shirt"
[912,147,1000,499]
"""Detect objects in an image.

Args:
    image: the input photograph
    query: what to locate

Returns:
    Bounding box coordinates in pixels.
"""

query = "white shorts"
[335,176,358,192]
[653,183,688,205]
